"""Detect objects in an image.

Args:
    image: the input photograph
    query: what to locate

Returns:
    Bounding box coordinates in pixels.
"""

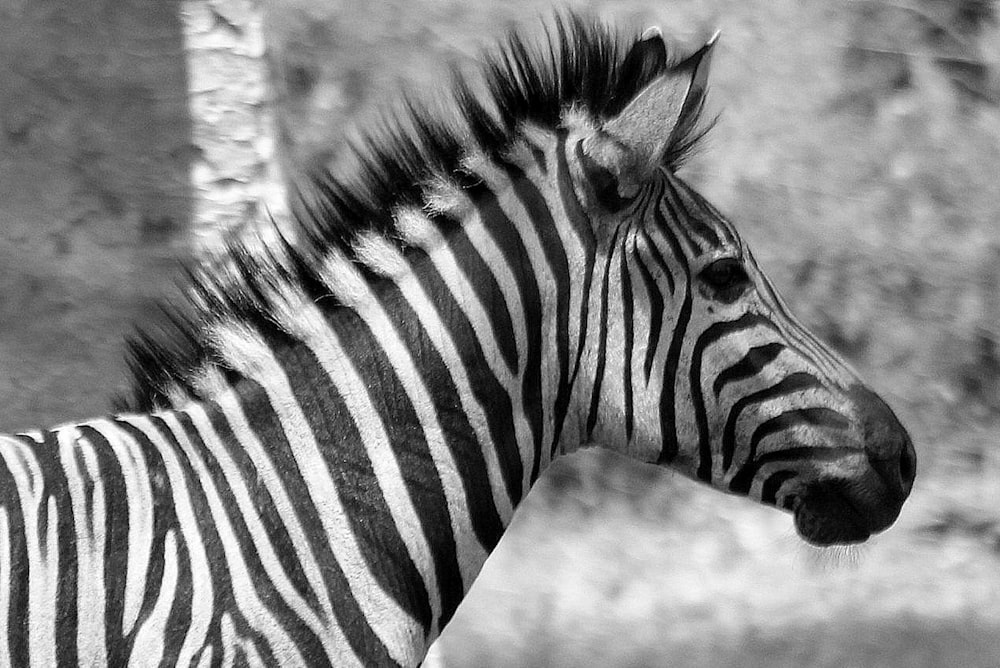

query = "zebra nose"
[849,384,916,499]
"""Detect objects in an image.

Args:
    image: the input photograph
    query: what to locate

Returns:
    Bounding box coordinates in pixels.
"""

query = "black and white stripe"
[0,13,913,667]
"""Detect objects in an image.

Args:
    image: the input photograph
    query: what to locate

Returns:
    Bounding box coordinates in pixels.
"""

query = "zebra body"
[0,14,915,667]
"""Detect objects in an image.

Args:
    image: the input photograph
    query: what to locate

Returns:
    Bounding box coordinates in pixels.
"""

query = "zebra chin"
[782,468,907,546]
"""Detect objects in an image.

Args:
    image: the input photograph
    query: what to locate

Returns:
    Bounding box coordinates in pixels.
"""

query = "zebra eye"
[699,258,750,299]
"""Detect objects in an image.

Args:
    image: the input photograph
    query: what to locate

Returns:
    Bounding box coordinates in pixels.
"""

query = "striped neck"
[186,130,601,648]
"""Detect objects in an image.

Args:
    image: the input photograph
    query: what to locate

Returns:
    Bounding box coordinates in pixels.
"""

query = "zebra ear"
[587,31,718,175]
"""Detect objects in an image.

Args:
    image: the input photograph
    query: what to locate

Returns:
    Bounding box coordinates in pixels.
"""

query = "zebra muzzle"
[788,470,904,546]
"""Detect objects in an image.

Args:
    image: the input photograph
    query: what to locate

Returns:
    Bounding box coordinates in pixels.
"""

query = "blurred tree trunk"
[181,0,287,255]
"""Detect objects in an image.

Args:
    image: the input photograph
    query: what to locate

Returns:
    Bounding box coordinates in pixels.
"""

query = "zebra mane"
[120,12,711,411]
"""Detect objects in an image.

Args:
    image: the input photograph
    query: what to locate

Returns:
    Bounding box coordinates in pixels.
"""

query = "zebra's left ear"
[582,31,717,185]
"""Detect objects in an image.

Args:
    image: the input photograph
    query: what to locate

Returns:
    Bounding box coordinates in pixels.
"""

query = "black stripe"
[525,139,548,174]
[561,136,598,247]
[761,469,797,506]
[379,267,508,553]
[280,340,437,637]
[112,419,192,668]
[148,416,227,661]
[652,210,692,465]
[586,228,620,437]
[713,343,786,397]
[0,440,29,665]
[173,410,326,661]
[634,232,669,381]
[29,431,79,668]
[561,137,598,448]
[668,176,728,246]
[109,421,170,660]
[76,425,130,665]
[752,444,859,470]
[430,207,526,508]
[639,226,675,296]
[658,178,702,256]
[318,309,464,628]
[690,314,777,481]
[442,223,519,374]
[470,183,540,492]
[634,254,663,384]
[729,407,851,494]
[721,373,824,474]
[203,404,322,618]
[503,161,573,475]
[621,233,636,442]
[214,381,403,664]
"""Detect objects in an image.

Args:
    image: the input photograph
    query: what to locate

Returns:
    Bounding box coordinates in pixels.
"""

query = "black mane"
[120,12,710,411]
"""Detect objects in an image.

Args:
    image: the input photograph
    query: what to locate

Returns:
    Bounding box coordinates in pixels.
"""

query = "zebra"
[0,13,915,667]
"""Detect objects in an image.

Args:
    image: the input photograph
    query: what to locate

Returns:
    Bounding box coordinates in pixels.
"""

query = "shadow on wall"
[0,0,192,429]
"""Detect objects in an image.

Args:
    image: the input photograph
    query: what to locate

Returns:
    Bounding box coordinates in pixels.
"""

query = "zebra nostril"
[897,434,916,494]
[849,384,916,499]
[867,446,914,499]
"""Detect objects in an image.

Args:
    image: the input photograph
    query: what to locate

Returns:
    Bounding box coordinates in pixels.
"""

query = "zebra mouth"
[788,478,888,546]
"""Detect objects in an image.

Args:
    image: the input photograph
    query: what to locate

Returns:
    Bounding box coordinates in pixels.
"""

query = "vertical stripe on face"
[651,210,694,465]
[689,314,779,482]
[577,166,866,507]
[586,226,621,439]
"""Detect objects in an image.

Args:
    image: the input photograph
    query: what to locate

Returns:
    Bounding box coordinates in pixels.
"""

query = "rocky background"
[2,0,1000,665]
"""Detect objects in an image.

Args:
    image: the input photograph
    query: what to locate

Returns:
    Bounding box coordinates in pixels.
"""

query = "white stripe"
[2,436,57,668]
[184,401,334,652]
[409,225,519,524]
[484,166,563,485]
[196,646,214,668]
[57,427,108,666]
[221,612,237,668]
[160,410,306,666]
[418,221,516,384]
[119,416,214,667]
[460,208,528,374]
[202,372,361,667]
[241,636,268,668]
[585,242,628,446]
[394,206,438,249]
[354,231,409,278]
[311,256,493,596]
[266,283,443,631]
[89,420,155,637]
[543,140,592,403]
[212,322,421,666]
[317,248,368,309]
[127,529,178,668]
[0,509,9,666]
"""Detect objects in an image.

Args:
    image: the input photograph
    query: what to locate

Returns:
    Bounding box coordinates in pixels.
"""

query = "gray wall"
[0,0,190,428]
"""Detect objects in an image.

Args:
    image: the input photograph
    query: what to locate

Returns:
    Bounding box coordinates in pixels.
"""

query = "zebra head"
[570,31,915,546]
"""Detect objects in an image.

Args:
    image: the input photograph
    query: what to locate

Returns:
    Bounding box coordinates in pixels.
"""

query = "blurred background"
[2,0,1000,665]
